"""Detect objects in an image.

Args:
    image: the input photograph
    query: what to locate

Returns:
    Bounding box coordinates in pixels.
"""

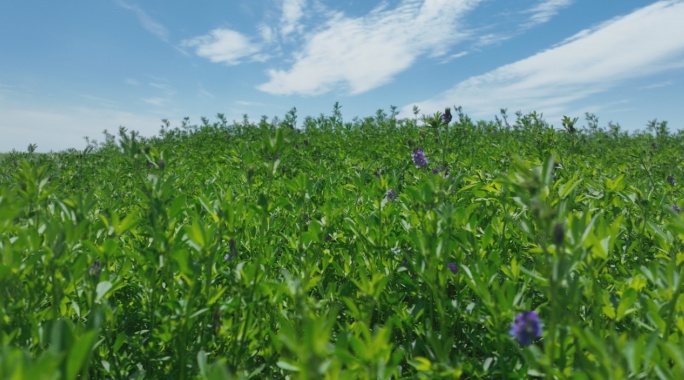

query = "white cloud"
[258,0,481,96]
[80,94,121,109]
[281,0,306,38]
[474,33,513,48]
[403,1,684,120]
[181,29,261,65]
[440,51,470,63]
[523,0,573,28]
[198,87,215,99]
[259,24,275,44]
[640,80,675,89]
[148,81,175,95]
[115,0,169,41]
[142,97,168,107]
[235,100,267,107]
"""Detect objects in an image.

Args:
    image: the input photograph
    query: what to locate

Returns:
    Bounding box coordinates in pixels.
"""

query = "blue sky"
[2,0,684,152]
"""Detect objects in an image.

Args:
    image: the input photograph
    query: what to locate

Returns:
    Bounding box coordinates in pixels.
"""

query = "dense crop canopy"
[1,108,684,378]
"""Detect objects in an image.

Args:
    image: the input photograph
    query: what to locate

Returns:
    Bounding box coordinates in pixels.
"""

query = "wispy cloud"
[197,87,215,99]
[403,1,684,120]
[80,94,121,109]
[115,0,169,41]
[142,97,169,107]
[281,0,306,38]
[640,80,675,89]
[474,32,513,48]
[235,100,267,107]
[440,51,470,63]
[258,0,481,96]
[148,81,174,93]
[522,0,573,28]
[181,29,261,65]
[259,24,275,44]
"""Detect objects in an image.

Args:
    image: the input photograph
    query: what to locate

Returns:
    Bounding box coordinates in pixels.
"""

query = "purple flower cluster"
[412,149,429,169]
[673,204,681,213]
[386,189,398,200]
[667,175,676,187]
[441,107,452,124]
[432,166,450,178]
[510,311,543,346]
[90,260,102,276]
[447,262,458,274]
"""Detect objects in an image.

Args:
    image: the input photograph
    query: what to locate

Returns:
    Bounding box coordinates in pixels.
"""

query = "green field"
[1,107,684,379]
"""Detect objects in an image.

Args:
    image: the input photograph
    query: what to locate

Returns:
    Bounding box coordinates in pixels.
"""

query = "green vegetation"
[1,105,684,378]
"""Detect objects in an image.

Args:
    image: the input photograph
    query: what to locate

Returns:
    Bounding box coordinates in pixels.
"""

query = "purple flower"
[432,166,450,178]
[667,175,676,187]
[441,107,452,124]
[447,262,458,274]
[386,189,398,200]
[673,204,681,213]
[90,260,102,276]
[412,149,429,168]
[224,253,232,261]
[510,311,543,346]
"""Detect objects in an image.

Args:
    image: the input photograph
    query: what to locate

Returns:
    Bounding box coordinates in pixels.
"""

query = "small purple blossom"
[510,311,543,346]
[386,189,398,200]
[412,149,429,168]
[667,175,676,187]
[432,166,450,178]
[224,253,232,261]
[447,262,458,274]
[673,204,681,213]
[90,260,102,276]
[441,107,452,124]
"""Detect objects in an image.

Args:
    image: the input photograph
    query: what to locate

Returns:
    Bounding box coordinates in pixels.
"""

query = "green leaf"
[603,303,616,320]
[114,211,139,235]
[617,288,637,321]
[197,350,208,377]
[66,330,97,380]
[410,357,432,372]
[185,221,206,250]
[276,360,300,372]
[95,281,112,303]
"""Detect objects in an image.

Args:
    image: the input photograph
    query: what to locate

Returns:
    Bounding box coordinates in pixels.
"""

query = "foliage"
[2,107,684,379]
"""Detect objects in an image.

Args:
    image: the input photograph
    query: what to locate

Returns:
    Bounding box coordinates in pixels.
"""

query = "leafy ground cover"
[1,106,684,379]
